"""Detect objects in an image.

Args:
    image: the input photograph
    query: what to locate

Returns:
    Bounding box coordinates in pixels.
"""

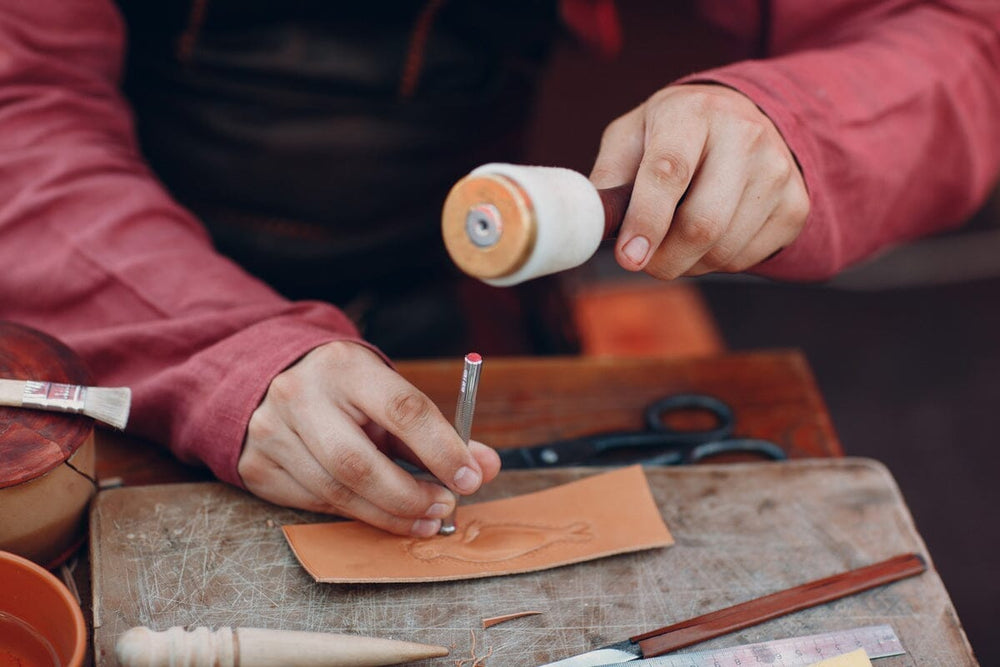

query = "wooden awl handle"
[115,626,450,667]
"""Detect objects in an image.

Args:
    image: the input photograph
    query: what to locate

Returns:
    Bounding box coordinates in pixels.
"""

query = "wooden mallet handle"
[599,182,634,239]
[115,626,450,667]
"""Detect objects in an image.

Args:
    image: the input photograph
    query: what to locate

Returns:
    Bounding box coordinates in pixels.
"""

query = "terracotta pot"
[0,550,86,667]
[0,321,97,567]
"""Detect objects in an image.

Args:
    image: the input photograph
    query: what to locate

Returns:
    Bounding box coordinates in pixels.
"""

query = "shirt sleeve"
[679,1,1000,281]
[0,0,376,486]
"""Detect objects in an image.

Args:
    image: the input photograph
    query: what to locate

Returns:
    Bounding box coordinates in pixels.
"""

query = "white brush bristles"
[84,386,132,430]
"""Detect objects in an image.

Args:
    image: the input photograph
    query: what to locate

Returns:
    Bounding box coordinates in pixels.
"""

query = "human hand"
[590,84,810,278]
[237,340,501,537]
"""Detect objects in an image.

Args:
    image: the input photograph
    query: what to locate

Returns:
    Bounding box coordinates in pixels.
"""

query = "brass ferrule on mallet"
[439,352,482,536]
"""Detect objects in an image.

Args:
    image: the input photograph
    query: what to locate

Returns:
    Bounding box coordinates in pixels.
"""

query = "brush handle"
[0,377,131,429]
[0,377,90,413]
[115,626,450,667]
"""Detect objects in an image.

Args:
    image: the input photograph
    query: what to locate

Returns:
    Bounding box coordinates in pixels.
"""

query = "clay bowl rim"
[0,550,86,667]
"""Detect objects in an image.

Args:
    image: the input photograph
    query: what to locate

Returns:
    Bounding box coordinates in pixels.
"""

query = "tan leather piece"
[808,649,872,667]
[282,466,672,583]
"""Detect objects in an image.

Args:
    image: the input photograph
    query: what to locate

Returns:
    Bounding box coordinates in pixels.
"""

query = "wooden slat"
[398,351,843,458]
[572,281,725,358]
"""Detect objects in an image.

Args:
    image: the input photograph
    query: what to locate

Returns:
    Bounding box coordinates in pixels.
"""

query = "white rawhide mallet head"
[442,163,630,286]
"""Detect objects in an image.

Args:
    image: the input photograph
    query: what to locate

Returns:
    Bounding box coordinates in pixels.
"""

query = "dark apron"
[115,0,572,356]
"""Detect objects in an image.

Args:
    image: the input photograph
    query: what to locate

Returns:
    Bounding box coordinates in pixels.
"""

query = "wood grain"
[89,459,975,666]
[397,350,841,457]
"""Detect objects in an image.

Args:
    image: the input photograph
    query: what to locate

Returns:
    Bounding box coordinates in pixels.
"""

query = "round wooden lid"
[0,321,94,489]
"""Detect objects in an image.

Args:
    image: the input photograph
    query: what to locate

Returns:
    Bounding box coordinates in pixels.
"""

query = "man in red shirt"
[1,1,998,536]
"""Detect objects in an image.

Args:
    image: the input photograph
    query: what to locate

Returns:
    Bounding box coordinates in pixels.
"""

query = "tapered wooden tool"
[115,626,450,667]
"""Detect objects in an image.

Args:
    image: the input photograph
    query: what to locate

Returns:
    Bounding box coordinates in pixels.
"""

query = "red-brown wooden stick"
[598,183,634,239]
[633,553,926,657]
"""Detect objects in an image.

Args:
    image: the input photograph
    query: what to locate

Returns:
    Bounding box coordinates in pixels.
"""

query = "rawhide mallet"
[441,163,631,286]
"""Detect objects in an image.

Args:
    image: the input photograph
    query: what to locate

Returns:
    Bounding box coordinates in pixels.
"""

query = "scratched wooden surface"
[89,459,976,666]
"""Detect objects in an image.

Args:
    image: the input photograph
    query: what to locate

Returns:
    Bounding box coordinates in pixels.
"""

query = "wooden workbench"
[90,461,977,665]
[94,351,982,666]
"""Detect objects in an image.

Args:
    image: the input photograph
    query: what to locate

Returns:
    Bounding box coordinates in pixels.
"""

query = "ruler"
[606,625,904,666]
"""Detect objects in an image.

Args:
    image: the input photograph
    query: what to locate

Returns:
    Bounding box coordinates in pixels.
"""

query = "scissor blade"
[536,641,640,666]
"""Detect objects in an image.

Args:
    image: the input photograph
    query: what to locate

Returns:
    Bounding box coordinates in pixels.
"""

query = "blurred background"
[523,2,1000,662]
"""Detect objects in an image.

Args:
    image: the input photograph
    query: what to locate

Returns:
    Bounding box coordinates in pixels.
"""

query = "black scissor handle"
[644,394,734,442]
[687,438,788,463]
[636,438,788,466]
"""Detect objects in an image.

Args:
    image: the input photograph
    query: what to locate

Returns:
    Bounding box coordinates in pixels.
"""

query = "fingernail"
[425,502,451,519]
[411,518,441,537]
[453,466,481,493]
[622,236,650,266]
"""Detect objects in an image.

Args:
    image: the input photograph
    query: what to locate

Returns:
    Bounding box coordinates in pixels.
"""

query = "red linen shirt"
[1,1,998,485]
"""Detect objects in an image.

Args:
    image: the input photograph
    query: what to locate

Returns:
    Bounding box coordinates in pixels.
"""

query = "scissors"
[498,394,786,469]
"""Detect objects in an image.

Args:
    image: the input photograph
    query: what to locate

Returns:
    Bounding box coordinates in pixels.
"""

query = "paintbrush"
[0,378,131,429]
[115,626,450,667]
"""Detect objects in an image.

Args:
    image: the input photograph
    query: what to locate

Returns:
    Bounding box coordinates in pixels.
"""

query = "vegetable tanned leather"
[283,466,672,583]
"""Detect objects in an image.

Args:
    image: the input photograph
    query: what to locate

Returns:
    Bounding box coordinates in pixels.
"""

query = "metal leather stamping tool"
[439,352,482,536]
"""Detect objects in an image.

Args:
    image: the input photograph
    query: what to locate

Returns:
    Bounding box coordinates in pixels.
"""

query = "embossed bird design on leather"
[407,519,593,563]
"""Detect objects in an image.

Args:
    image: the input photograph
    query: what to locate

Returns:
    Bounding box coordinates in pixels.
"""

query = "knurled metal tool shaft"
[439,352,482,535]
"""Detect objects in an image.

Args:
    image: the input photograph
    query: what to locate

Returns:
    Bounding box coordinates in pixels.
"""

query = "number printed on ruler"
[620,625,904,667]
